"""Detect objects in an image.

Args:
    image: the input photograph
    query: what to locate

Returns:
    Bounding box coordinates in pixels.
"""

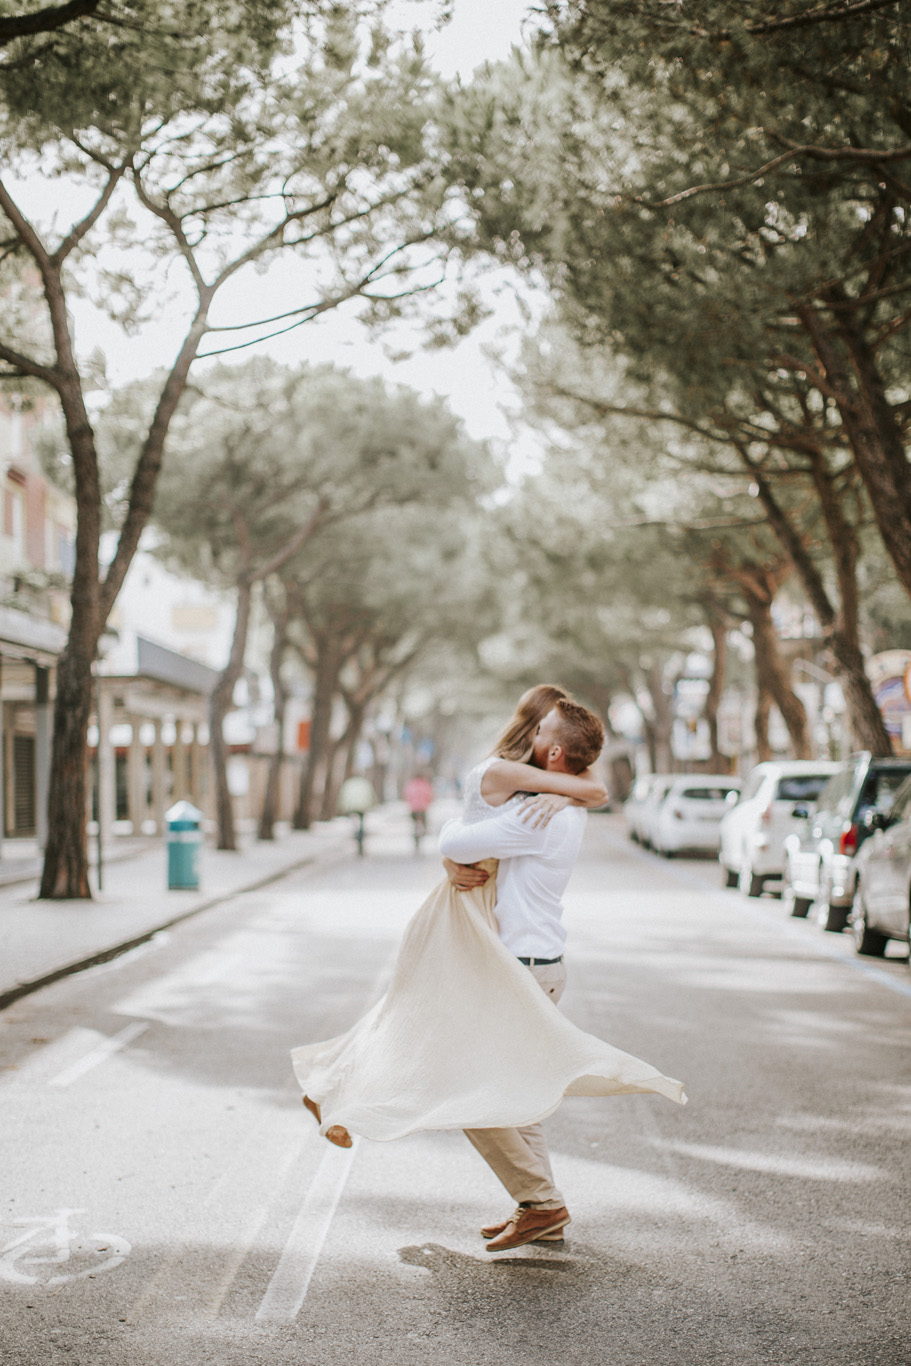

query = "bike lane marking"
[47,1021,149,1087]
[254,1136,360,1323]
[0,1208,131,1287]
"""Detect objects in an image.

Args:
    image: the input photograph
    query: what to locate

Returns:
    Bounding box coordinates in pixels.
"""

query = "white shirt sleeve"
[438,809,548,862]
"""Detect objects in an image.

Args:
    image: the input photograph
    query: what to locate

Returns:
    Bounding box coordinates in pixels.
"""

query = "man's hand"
[519,793,571,828]
[443,856,490,891]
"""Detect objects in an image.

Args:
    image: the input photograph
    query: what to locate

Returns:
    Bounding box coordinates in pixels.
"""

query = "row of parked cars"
[625,752,911,963]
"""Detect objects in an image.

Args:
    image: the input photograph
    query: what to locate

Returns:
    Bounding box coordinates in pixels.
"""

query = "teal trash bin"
[166,800,203,890]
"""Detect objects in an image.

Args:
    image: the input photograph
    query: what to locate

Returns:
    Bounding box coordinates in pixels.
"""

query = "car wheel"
[722,865,739,889]
[850,887,888,957]
[782,865,811,918]
[739,862,764,898]
[817,896,850,934]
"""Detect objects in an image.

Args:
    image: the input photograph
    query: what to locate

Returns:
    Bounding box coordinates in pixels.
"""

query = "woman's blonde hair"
[493,684,571,762]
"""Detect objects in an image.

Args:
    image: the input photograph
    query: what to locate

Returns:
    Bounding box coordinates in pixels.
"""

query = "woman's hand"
[519,793,571,828]
[443,856,490,891]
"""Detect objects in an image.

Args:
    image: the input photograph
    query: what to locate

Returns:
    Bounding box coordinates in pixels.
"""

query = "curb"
[0,838,351,1014]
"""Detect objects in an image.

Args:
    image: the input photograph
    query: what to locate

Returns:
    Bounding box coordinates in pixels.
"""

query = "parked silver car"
[849,774,911,958]
[718,760,840,896]
[782,753,911,932]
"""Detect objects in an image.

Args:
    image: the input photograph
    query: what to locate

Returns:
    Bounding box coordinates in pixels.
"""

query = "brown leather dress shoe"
[481,1214,564,1242]
[325,1124,352,1148]
[485,1206,571,1252]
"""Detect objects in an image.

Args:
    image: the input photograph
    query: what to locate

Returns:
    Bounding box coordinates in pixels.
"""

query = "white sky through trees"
[61,0,545,482]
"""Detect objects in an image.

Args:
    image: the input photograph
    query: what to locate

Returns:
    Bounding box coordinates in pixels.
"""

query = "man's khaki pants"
[464,960,567,1211]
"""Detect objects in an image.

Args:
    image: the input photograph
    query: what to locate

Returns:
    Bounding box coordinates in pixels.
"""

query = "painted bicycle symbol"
[0,1208,131,1287]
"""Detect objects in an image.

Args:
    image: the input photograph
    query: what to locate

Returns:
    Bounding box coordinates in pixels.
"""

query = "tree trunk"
[703,615,727,770]
[750,457,890,754]
[209,578,253,852]
[800,297,911,601]
[831,635,892,756]
[39,640,98,897]
[39,366,102,899]
[585,682,632,800]
[746,594,811,759]
[645,662,674,772]
[806,457,892,755]
[753,671,773,763]
[323,702,366,819]
[34,247,212,896]
[294,639,343,830]
[319,740,344,821]
[258,597,290,842]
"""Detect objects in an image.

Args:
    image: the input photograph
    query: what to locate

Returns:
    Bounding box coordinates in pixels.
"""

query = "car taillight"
[839,823,859,856]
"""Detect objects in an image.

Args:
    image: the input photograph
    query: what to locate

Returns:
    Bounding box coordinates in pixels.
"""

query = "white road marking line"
[48,1021,149,1087]
[255,1137,360,1323]
[128,1129,316,1325]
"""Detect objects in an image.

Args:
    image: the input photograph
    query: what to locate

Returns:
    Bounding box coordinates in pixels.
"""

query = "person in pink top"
[404,771,435,849]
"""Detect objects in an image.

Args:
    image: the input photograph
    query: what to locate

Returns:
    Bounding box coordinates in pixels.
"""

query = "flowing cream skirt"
[291,861,686,1141]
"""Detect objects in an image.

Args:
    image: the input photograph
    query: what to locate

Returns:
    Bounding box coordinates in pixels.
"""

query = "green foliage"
[0,2,300,137]
[146,356,499,585]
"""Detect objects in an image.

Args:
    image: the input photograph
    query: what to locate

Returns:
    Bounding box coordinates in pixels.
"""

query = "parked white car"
[624,774,668,843]
[651,774,742,856]
[719,760,841,896]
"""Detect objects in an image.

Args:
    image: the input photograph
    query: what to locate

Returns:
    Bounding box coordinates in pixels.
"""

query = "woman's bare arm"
[480,759,608,808]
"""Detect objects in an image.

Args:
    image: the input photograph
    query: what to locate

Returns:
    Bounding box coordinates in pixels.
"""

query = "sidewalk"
[0,815,371,1011]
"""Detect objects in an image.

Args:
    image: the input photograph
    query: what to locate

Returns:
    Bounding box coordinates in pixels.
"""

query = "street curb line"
[0,841,351,1014]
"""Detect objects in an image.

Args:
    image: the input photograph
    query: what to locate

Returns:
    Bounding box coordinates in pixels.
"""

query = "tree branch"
[52,160,128,264]
[635,139,911,209]
[0,342,59,387]
[0,0,99,45]
[131,168,207,293]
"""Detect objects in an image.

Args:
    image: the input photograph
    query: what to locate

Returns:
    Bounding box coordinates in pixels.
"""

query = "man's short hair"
[553,698,605,773]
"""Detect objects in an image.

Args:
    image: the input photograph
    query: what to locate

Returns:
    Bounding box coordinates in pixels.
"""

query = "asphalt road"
[1,811,909,1366]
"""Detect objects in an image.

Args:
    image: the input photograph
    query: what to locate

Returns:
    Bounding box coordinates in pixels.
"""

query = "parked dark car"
[782,753,911,932]
[850,774,911,958]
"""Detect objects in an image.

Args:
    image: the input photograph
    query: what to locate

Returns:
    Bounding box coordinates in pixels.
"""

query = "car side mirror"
[791,804,810,820]
[724,790,739,807]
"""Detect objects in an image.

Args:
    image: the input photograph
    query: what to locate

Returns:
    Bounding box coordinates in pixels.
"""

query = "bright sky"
[68,0,548,481]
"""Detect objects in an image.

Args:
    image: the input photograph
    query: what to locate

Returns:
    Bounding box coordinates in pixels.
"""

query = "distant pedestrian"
[404,772,434,850]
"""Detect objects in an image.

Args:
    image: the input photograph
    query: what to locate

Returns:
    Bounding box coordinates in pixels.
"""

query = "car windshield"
[886,775,911,824]
[818,768,853,817]
[856,766,911,818]
[775,774,834,802]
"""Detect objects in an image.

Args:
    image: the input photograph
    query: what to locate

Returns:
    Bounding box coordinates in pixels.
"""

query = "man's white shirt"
[438,805,587,959]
